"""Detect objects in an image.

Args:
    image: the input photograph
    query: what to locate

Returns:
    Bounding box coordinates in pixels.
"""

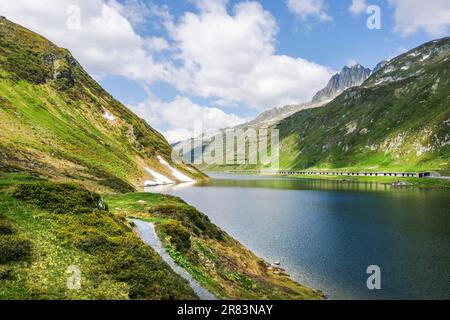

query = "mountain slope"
[276,38,450,173]
[0,18,204,192]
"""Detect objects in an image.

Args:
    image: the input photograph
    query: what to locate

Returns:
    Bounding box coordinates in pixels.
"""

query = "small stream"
[132,219,216,300]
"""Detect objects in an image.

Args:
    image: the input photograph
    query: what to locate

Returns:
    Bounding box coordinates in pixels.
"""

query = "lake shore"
[106,192,326,300]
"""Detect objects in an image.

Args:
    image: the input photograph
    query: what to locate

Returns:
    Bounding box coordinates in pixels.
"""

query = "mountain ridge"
[312,64,372,103]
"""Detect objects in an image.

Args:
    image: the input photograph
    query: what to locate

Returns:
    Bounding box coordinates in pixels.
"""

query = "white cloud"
[0,0,170,82]
[144,36,170,52]
[346,58,359,67]
[388,0,450,37]
[108,0,151,27]
[167,0,332,109]
[109,0,172,29]
[286,0,332,22]
[131,96,245,143]
[349,0,368,16]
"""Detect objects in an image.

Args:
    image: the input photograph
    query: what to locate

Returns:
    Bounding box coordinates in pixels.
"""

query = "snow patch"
[103,111,116,122]
[345,122,358,135]
[373,76,394,85]
[420,54,430,61]
[373,79,385,86]
[382,66,395,74]
[157,156,195,182]
[359,128,369,135]
[144,167,174,185]
[408,52,420,57]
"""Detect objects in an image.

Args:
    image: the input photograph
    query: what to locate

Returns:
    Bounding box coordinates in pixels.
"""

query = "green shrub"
[178,206,218,238]
[0,219,15,235]
[0,235,32,263]
[75,232,117,254]
[0,266,14,280]
[149,204,180,217]
[11,182,104,214]
[55,213,197,299]
[159,220,191,253]
[147,198,224,240]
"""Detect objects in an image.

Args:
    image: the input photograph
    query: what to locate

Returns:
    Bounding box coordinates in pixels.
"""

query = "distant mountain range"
[177,38,450,174]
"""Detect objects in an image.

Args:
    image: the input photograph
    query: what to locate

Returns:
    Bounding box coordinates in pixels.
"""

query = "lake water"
[145,173,450,300]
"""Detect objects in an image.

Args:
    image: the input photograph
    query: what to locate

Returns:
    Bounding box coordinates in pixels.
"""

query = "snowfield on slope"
[157,156,195,182]
[103,111,116,121]
[144,167,174,186]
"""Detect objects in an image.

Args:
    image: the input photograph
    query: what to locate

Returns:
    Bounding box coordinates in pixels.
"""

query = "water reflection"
[201,175,392,192]
[144,181,196,193]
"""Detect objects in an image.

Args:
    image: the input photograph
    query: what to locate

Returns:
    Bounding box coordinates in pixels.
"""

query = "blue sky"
[101,0,448,141]
[1,0,449,141]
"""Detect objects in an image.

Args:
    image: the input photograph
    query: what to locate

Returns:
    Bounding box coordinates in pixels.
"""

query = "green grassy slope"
[0,18,205,193]
[0,172,197,300]
[277,38,450,174]
[0,171,323,300]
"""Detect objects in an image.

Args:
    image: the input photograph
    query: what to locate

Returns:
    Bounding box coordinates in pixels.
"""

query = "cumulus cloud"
[0,0,170,82]
[346,58,359,67]
[167,0,332,109]
[388,0,450,37]
[144,36,170,52]
[108,0,152,27]
[348,0,368,16]
[286,0,332,22]
[131,96,245,143]
[109,0,172,29]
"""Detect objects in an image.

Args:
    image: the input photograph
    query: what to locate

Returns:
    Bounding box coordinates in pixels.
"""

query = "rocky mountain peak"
[312,63,372,102]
